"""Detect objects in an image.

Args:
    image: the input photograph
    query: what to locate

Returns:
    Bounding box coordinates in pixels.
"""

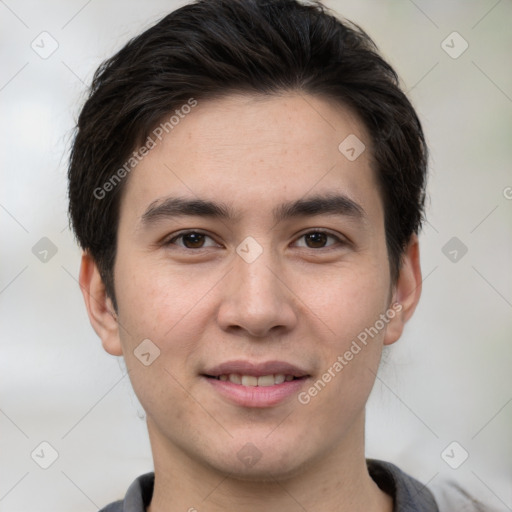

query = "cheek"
[302,259,391,341]
[298,261,390,403]
[299,303,387,431]
[114,255,212,343]
[112,256,208,420]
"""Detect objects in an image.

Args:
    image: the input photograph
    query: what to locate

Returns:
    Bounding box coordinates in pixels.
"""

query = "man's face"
[104,93,406,477]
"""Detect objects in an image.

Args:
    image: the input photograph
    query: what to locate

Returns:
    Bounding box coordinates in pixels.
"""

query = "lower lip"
[203,376,308,408]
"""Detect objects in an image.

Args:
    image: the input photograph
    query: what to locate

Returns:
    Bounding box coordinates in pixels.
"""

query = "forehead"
[119,92,380,223]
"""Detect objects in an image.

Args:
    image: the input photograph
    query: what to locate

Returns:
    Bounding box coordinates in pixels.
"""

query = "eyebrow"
[140,193,367,227]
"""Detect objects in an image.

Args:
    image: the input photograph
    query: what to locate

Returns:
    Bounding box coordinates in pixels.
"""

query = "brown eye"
[304,232,329,248]
[166,231,218,249]
[295,230,342,249]
[181,232,206,248]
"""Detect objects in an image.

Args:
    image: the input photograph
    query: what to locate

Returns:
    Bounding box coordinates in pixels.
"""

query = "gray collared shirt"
[98,459,496,511]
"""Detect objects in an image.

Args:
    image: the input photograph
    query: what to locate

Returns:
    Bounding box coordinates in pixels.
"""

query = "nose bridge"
[217,240,296,336]
[237,247,279,297]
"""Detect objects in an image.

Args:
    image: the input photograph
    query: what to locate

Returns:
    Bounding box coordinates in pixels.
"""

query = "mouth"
[204,373,305,386]
[201,360,310,407]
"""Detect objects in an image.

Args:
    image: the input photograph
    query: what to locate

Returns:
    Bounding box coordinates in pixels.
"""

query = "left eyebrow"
[138,192,367,228]
[272,193,367,224]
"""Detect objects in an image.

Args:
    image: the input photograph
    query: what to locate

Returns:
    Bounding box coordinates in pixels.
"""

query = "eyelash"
[164,229,347,250]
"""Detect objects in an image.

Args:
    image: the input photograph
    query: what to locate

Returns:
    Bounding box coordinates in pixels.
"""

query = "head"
[70,0,426,480]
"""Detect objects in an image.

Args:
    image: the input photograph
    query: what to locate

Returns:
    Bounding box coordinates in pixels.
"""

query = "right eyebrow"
[140,196,240,227]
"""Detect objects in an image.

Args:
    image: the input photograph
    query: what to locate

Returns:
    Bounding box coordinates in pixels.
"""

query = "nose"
[216,247,298,339]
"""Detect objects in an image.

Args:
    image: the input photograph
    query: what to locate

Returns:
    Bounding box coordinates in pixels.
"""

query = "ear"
[383,234,422,346]
[78,252,123,356]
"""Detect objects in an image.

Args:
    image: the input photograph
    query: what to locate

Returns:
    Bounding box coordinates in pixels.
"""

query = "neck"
[146,414,393,512]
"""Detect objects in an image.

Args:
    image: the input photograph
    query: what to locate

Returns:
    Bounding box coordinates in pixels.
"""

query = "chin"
[204,436,316,482]
[218,457,308,483]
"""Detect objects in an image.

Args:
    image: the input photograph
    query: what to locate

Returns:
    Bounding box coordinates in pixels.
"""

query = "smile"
[210,374,299,386]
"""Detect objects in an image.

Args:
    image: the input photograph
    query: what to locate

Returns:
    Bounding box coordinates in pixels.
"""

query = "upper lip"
[203,360,310,378]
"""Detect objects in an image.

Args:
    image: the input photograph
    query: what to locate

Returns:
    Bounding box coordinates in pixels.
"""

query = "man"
[68,1,496,510]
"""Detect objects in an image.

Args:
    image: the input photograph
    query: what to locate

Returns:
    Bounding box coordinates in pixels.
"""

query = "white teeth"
[274,373,286,384]
[229,374,241,384]
[241,375,258,386]
[257,375,275,387]
[217,373,297,386]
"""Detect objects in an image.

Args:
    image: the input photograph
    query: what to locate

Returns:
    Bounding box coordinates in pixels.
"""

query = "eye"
[165,231,219,249]
[294,230,345,249]
[164,229,346,251]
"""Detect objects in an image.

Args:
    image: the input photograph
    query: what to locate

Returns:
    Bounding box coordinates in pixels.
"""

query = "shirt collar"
[116,460,439,512]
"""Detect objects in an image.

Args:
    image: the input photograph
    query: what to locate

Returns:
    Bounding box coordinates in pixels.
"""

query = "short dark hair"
[68,0,428,309]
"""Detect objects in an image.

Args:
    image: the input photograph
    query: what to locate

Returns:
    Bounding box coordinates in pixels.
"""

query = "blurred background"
[0,0,511,510]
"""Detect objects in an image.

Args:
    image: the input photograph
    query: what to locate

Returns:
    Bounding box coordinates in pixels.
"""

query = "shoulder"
[429,480,507,512]
[368,459,505,512]
[98,472,155,512]
[99,501,123,512]
[367,459,439,511]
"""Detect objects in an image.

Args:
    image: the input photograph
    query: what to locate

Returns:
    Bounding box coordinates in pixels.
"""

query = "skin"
[80,93,422,512]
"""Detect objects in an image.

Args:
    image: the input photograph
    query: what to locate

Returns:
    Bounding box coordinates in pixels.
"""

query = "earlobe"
[78,252,123,356]
[383,235,422,346]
